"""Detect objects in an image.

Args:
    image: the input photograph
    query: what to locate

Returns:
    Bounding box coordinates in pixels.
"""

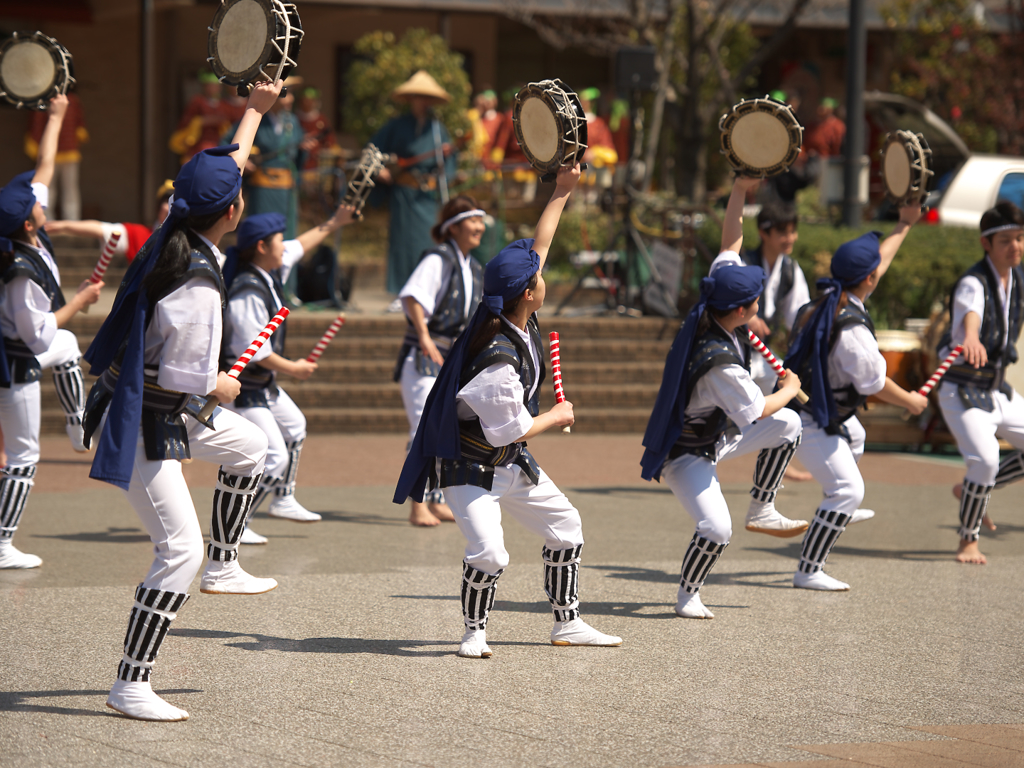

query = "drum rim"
[719,96,803,178]
[207,0,303,86]
[511,79,589,175]
[0,31,73,110]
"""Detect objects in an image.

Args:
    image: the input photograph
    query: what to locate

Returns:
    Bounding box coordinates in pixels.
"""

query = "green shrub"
[698,218,981,328]
[343,29,471,147]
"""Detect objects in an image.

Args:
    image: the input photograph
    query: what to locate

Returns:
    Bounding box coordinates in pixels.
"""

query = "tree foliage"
[343,29,472,147]
[882,0,1024,155]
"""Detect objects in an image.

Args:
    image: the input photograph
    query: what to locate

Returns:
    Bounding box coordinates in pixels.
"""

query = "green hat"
[580,87,601,102]
[198,71,220,85]
[481,89,496,100]
[769,89,787,103]
[820,97,838,109]
[302,87,320,99]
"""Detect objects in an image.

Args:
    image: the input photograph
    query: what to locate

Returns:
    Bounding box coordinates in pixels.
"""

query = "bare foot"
[952,484,996,529]
[428,502,456,522]
[955,539,987,565]
[783,465,812,482]
[410,501,441,527]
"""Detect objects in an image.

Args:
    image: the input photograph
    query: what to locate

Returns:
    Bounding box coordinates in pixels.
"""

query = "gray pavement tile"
[913,724,1024,751]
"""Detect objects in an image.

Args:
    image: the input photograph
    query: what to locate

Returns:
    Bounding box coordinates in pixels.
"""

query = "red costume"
[804,115,846,158]
[297,110,335,170]
[173,95,234,162]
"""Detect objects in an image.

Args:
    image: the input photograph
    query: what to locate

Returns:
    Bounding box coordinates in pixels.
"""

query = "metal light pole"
[140,0,155,223]
[843,0,866,226]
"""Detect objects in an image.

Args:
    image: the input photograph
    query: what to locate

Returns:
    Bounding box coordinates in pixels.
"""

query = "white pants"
[228,387,306,480]
[47,162,81,221]
[938,381,1024,485]
[795,414,866,516]
[0,330,83,467]
[400,353,436,444]
[443,466,584,576]
[113,408,267,594]
[662,410,802,545]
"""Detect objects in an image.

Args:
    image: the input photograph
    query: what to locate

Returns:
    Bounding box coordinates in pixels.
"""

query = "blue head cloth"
[223,212,287,288]
[640,264,765,481]
[0,171,38,249]
[85,145,242,490]
[393,238,541,504]
[783,231,881,430]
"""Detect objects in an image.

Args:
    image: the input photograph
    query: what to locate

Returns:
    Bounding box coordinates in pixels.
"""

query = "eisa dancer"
[221,205,354,543]
[641,265,805,620]
[936,202,1024,565]
[395,195,486,526]
[0,93,103,570]
[783,205,926,591]
[395,165,621,658]
[83,81,283,722]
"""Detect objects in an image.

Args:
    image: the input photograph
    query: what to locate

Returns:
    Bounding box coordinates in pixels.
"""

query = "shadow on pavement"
[0,688,200,717]
[32,527,150,544]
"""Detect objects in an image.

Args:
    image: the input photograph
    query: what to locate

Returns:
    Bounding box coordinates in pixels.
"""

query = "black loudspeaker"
[616,46,658,94]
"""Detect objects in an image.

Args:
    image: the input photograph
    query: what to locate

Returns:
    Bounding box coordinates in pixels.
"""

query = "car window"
[997,173,1024,209]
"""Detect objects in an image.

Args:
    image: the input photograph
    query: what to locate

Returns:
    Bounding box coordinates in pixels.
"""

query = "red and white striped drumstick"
[197,307,290,420]
[549,331,571,434]
[918,344,963,395]
[89,231,121,284]
[306,312,346,362]
[747,328,809,405]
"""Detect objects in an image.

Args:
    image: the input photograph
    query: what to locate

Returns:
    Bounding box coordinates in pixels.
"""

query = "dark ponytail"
[465,272,539,360]
[142,195,238,304]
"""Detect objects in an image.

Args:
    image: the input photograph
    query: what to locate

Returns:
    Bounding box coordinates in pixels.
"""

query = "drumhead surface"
[519,96,559,164]
[216,0,270,74]
[883,141,912,198]
[730,111,790,170]
[1,40,56,100]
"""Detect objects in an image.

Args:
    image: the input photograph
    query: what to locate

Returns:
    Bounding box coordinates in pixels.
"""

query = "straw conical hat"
[392,70,451,103]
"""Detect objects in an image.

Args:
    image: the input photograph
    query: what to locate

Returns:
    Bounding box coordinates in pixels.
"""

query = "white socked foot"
[550,618,622,646]
[847,508,875,526]
[458,629,492,658]
[67,421,89,453]
[239,526,268,545]
[200,560,277,595]
[793,570,850,591]
[106,679,189,721]
[745,501,809,538]
[268,496,321,522]
[0,541,42,569]
[675,590,714,619]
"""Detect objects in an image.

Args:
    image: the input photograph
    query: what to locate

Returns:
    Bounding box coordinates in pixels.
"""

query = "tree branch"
[734,0,813,86]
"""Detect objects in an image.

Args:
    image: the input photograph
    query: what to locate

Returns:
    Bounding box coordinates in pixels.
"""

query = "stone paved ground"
[2,434,1023,767]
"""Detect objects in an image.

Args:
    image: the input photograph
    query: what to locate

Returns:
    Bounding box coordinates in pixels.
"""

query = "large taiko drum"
[870,330,923,403]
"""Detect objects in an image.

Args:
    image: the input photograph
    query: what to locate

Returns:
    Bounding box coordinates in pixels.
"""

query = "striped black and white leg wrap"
[797,509,852,574]
[273,439,304,499]
[958,479,994,542]
[207,470,262,562]
[116,584,189,683]
[0,465,36,540]
[543,544,582,623]
[750,435,801,503]
[251,475,280,513]
[425,487,446,505]
[52,359,85,426]
[994,451,1024,491]
[679,535,727,594]
[461,562,503,631]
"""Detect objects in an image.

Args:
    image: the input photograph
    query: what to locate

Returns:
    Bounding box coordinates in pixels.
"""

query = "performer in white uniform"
[0,94,103,570]
[83,81,283,722]
[935,202,1024,565]
[395,194,485,526]
[783,205,927,591]
[222,205,354,542]
[641,263,805,619]
[395,165,622,658]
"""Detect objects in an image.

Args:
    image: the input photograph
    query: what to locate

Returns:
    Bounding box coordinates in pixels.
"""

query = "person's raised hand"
[48,93,69,119]
[555,163,582,191]
[247,79,283,115]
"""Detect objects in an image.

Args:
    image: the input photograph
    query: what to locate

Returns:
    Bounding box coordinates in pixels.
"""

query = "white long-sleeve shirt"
[684,320,765,430]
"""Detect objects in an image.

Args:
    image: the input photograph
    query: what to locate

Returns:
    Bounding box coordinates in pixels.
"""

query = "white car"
[929,154,1024,227]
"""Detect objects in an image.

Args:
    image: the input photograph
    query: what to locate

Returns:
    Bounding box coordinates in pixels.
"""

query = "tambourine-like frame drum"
[208,0,303,92]
[719,96,803,178]
[0,31,75,110]
[342,144,388,221]
[512,79,588,179]
[881,130,933,206]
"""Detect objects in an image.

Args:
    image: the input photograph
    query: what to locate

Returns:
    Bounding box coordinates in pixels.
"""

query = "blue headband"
[640,264,765,481]
[831,231,881,288]
[482,239,540,313]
